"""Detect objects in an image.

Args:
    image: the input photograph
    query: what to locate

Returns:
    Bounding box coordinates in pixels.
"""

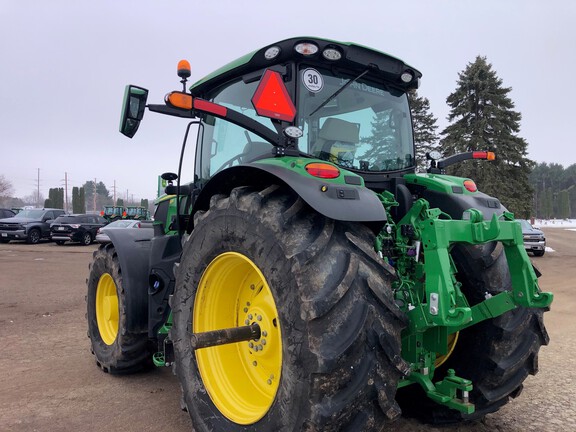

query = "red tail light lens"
[472,151,495,161]
[305,163,340,179]
[463,180,477,192]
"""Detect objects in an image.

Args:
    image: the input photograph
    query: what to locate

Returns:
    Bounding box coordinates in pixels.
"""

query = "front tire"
[172,185,407,431]
[86,243,151,373]
[82,232,92,246]
[27,228,40,244]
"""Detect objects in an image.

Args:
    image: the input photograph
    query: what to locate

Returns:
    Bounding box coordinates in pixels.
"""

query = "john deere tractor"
[86,37,552,430]
[100,205,125,222]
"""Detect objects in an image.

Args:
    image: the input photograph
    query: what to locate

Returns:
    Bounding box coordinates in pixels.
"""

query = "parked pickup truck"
[0,208,65,244]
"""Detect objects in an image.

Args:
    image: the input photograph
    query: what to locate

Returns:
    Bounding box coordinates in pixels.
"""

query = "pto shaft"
[191,323,261,350]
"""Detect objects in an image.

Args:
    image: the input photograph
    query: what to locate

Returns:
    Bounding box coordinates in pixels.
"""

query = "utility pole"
[37,168,40,207]
[113,180,117,204]
[93,178,97,213]
[64,172,69,212]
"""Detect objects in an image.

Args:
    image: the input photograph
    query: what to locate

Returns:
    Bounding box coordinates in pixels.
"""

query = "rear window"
[54,216,82,223]
[106,220,134,228]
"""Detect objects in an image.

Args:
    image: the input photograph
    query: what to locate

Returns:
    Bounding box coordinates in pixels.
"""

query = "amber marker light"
[305,162,340,179]
[177,60,191,78]
[166,92,193,110]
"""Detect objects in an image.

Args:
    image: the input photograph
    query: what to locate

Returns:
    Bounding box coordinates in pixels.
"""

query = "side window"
[197,78,276,180]
[44,211,54,221]
[154,200,170,227]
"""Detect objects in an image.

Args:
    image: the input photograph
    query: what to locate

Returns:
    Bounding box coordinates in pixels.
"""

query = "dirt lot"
[1,229,575,432]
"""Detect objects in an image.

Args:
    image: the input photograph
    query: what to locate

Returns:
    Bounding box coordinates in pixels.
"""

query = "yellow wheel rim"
[435,331,459,368]
[194,252,282,425]
[95,273,119,345]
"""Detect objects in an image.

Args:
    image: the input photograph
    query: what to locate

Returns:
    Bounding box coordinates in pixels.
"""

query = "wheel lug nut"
[244,319,250,325]
[257,315,262,321]
[248,314,253,320]
[261,339,266,345]
[249,342,254,348]
[262,331,268,337]
[253,361,257,366]
[267,379,272,385]
[243,307,248,312]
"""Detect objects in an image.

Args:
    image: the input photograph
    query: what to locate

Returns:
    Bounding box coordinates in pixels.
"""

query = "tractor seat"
[240,141,273,163]
[311,118,360,167]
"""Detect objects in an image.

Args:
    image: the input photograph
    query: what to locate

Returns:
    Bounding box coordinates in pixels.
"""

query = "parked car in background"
[517,219,546,257]
[0,208,16,219]
[0,208,65,244]
[50,214,108,245]
[95,219,152,243]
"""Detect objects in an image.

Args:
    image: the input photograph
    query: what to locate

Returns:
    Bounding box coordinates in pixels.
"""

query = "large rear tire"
[86,243,151,373]
[397,241,549,423]
[172,185,407,431]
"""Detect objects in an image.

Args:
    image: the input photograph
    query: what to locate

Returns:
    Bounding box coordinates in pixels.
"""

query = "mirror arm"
[148,104,195,118]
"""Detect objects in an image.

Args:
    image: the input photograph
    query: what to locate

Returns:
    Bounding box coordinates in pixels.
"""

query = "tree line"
[5,179,150,214]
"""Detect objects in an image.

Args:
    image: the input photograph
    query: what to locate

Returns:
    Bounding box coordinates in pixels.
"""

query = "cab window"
[195,78,276,181]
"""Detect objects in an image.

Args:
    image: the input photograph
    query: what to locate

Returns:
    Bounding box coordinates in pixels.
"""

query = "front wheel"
[172,185,407,431]
[82,232,92,246]
[27,228,41,244]
[86,243,151,373]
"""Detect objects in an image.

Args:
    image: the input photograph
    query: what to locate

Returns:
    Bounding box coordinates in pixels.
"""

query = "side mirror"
[120,85,149,138]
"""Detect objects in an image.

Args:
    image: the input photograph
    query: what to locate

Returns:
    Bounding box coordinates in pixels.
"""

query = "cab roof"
[189,36,421,97]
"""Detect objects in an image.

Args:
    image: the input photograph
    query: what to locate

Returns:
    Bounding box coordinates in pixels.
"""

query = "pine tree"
[440,56,534,218]
[408,90,439,171]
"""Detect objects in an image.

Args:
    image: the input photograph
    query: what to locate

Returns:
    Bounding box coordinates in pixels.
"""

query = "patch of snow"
[532,219,576,229]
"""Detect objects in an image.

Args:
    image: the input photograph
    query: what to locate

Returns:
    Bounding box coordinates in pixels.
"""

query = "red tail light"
[463,179,477,192]
[472,151,495,161]
[305,162,340,179]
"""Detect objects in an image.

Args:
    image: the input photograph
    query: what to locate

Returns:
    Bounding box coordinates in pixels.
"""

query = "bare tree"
[0,175,14,197]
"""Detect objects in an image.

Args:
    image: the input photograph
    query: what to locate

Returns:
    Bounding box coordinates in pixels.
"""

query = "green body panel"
[404,173,477,195]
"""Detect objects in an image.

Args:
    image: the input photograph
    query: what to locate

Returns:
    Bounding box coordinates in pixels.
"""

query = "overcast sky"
[1,0,575,203]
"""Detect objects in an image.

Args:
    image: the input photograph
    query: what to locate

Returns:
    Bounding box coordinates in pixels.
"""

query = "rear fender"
[192,163,387,225]
[106,228,154,333]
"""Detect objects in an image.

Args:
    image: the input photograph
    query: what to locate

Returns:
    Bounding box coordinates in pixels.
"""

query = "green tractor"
[100,205,125,222]
[124,205,151,220]
[86,37,552,430]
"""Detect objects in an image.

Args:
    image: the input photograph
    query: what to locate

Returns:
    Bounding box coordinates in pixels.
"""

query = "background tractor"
[86,37,552,431]
[123,205,150,220]
[100,205,125,222]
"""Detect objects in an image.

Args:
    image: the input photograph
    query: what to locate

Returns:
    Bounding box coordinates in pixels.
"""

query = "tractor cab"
[101,205,125,222]
[121,37,421,196]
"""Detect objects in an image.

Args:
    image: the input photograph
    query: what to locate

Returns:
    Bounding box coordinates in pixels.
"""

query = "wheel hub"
[95,273,119,345]
[194,252,282,425]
